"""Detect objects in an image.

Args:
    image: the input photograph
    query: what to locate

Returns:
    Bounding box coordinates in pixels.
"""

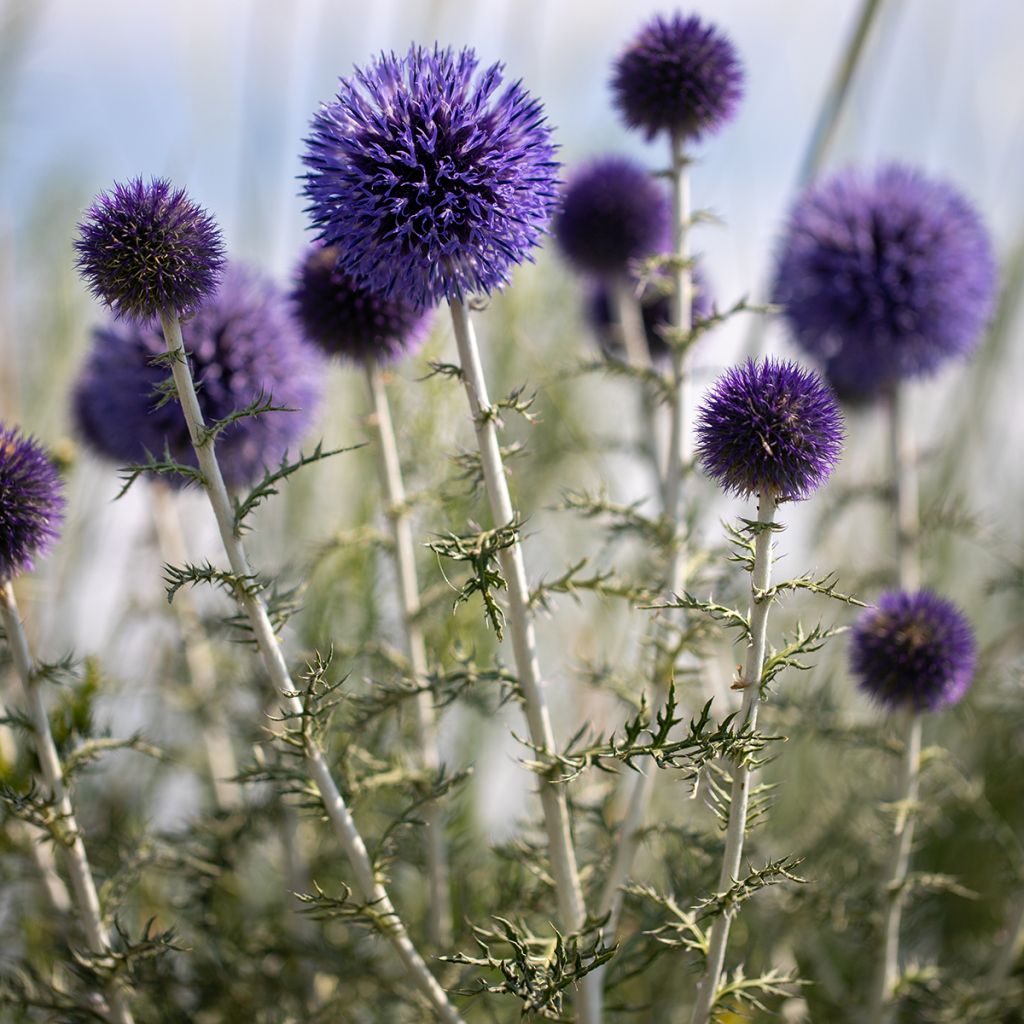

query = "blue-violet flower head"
[303,45,559,309]
[695,357,843,500]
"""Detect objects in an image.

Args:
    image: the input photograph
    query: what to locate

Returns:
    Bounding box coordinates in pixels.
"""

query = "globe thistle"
[302,45,559,309]
[74,264,323,490]
[587,265,713,363]
[75,177,225,322]
[612,13,745,142]
[850,590,976,712]
[291,243,432,364]
[0,425,65,581]
[774,164,997,400]
[554,156,669,277]
[695,358,843,500]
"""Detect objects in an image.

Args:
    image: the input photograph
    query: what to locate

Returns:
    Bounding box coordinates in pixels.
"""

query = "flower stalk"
[157,309,464,1024]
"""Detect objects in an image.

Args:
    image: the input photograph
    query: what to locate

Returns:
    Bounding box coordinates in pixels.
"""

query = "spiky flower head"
[303,45,559,309]
[850,590,976,712]
[74,264,323,490]
[774,164,996,401]
[612,13,745,142]
[75,177,225,322]
[554,156,669,277]
[695,357,843,500]
[291,243,432,364]
[0,426,65,581]
[587,265,713,364]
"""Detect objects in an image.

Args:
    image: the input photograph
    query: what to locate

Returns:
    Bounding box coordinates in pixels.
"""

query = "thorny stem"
[150,483,241,811]
[364,359,452,949]
[157,310,465,1024]
[689,492,777,1024]
[447,298,596,1024]
[0,581,136,1024]
[872,384,923,1023]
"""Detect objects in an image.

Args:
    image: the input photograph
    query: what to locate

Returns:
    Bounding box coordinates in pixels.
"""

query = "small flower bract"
[303,45,559,309]
[774,164,996,400]
[74,264,323,490]
[612,13,744,142]
[850,590,976,712]
[0,425,65,581]
[695,357,843,500]
[291,244,432,364]
[554,156,669,277]
[75,177,225,322]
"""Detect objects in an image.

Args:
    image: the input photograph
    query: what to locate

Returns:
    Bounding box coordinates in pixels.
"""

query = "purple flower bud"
[554,156,670,277]
[302,45,559,309]
[695,358,843,500]
[774,164,997,401]
[74,264,323,490]
[291,244,432,365]
[850,590,976,712]
[75,177,225,322]
[0,426,65,581]
[612,13,745,143]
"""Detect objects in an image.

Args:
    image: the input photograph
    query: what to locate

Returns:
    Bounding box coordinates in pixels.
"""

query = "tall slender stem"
[157,310,464,1024]
[0,581,135,1024]
[447,299,595,1024]
[364,360,452,948]
[690,492,777,1024]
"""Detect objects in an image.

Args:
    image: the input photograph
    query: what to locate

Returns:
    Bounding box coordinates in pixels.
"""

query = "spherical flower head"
[554,156,669,277]
[587,264,713,364]
[774,164,997,400]
[75,177,225,322]
[695,357,843,500]
[291,243,433,364]
[0,425,65,582]
[74,264,323,490]
[611,13,745,142]
[850,590,976,712]
[303,45,559,309]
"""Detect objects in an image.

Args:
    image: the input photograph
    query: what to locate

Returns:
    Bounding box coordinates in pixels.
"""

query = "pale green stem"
[364,359,452,949]
[157,310,464,1024]
[0,581,135,1024]
[690,492,777,1024]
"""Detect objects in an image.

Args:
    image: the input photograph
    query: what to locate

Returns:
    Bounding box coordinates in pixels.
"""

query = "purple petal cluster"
[0,425,65,581]
[302,45,559,309]
[74,264,323,490]
[695,358,843,500]
[612,13,744,142]
[774,164,997,400]
[587,265,713,364]
[554,156,669,277]
[291,243,432,364]
[850,590,976,712]
[75,178,225,322]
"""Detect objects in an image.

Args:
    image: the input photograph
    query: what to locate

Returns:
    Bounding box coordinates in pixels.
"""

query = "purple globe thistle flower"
[850,590,976,712]
[291,243,432,365]
[774,164,997,400]
[302,45,559,309]
[587,264,713,364]
[74,264,323,490]
[554,156,669,277]
[75,177,225,323]
[612,13,745,143]
[695,358,843,500]
[0,426,65,581]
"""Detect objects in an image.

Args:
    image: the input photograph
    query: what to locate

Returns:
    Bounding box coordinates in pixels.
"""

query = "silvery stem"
[150,483,241,811]
[447,299,595,1024]
[0,581,136,1024]
[690,492,777,1024]
[157,310,465,1024]
[364,359,452,949]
